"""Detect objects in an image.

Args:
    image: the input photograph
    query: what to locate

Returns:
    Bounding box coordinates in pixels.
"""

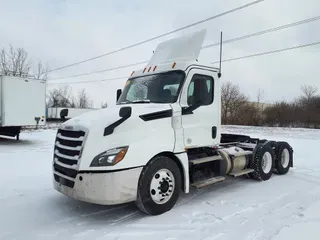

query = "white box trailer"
[0,75,46,140]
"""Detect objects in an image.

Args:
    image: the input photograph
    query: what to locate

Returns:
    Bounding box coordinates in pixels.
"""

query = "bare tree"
[300,84,318,102]
[75,89,93,108]
[46,85,73,107]
[221,81,248,124]
[47,86,93,109]
[0,45,31,77]
[0,49,9,75]
[251,88,265,125]
[34,60,49,80]
[0,45,48,80]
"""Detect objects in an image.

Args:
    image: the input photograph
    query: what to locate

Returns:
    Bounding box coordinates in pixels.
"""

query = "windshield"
[117,70,185,104]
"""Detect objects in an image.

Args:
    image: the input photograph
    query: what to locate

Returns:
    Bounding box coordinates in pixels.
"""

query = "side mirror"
[119,106,132,118]
[60,109,68,121]
[116,89,122,102]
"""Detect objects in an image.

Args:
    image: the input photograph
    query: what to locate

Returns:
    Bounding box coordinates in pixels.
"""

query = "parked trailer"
[52,30,293,215]
[0,75,46,140]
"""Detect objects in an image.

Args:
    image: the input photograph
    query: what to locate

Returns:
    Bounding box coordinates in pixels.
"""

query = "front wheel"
[135,155,181,215]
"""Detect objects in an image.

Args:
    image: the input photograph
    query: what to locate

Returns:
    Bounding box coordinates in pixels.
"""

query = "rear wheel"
[274,141,293,175]
[135,155,181,215]
[249,142,275,181]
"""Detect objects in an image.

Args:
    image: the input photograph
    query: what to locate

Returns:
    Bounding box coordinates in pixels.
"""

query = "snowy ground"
[1,125,320,240]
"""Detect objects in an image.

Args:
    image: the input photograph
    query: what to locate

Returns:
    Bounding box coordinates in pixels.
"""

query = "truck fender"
[173,152,190,194]
[145,151,189,194]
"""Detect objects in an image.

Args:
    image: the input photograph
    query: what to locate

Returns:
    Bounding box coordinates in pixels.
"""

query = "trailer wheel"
[274,141,293,175]
[135,155,181,215]
[249,142,275,181]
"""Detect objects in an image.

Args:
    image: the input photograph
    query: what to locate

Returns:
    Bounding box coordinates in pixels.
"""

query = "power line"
[48,15,320,81]
[203,15,320,49]
[211,40,320,64]
[49,61,148,81]
[47,76,128,85]
[48,40,320,86]
[45,0,265,73]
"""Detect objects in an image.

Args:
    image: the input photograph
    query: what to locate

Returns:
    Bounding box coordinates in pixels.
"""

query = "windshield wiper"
[117,101,130,104]
[117,99,151,104]
[131,99,151,104]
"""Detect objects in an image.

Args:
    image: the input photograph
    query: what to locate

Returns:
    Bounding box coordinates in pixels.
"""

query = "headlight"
[90,146,129,167]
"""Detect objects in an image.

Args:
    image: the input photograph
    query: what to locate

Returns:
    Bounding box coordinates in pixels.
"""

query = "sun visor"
[147,29,207,66]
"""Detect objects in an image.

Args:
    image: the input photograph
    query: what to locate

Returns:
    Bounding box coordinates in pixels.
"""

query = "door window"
[187,74,214,106]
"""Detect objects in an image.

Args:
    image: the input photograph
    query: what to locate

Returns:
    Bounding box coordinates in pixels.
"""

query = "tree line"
[46,84,108,109]
[221,81,320,129]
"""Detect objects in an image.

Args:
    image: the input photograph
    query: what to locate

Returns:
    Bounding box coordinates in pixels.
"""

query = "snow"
[1,125,320,240]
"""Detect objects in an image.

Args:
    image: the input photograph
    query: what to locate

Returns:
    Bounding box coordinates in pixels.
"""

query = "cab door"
[179,68,220,148]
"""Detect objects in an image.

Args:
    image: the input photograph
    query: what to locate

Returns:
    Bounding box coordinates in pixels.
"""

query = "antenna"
[218,31,223,78]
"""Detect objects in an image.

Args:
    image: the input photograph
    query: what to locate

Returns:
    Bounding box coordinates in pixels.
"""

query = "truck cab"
[53,30,293,215]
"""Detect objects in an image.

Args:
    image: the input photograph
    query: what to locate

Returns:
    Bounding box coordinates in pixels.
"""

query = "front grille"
[54,163,78,178]
[59,129,85,138]
[56,146,80,158]
[53,127,87,188]
[58,138,82,148]
[54,128,86,167]
[55,155,78,166]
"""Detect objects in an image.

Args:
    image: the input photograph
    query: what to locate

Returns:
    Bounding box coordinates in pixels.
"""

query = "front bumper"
[53,167,143,205]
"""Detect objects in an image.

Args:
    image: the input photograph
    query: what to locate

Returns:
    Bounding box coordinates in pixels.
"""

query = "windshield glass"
[117,70,185,104]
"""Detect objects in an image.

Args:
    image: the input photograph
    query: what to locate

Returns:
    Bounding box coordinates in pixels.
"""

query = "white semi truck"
[52,30,293,215]
[0,75,46,140]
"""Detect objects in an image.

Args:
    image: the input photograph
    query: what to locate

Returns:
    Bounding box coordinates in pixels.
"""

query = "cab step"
[189,155,222,165]
[191,176,225,188]
[229,168,254,177]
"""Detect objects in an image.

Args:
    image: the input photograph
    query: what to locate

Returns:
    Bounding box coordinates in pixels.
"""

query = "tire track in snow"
[103,169,248,235]
[100,178,249,239]
[200,184,320,240]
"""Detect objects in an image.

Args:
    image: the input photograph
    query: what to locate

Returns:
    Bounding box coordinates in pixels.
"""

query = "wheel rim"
[150,169,175,204]
[261,152,272,173]
[281,149,290,168]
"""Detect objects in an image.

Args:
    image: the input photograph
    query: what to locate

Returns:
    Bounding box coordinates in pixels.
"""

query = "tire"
[135,155,181,215]
[274,141,293,175]
[249,142,275,181]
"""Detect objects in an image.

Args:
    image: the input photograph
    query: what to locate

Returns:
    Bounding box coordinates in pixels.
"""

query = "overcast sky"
[1,0,319,108]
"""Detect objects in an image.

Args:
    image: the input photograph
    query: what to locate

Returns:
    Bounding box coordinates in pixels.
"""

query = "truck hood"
[61,103,172,130]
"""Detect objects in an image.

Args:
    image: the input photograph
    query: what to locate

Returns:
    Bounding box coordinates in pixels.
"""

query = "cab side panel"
[179,67,220,148]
